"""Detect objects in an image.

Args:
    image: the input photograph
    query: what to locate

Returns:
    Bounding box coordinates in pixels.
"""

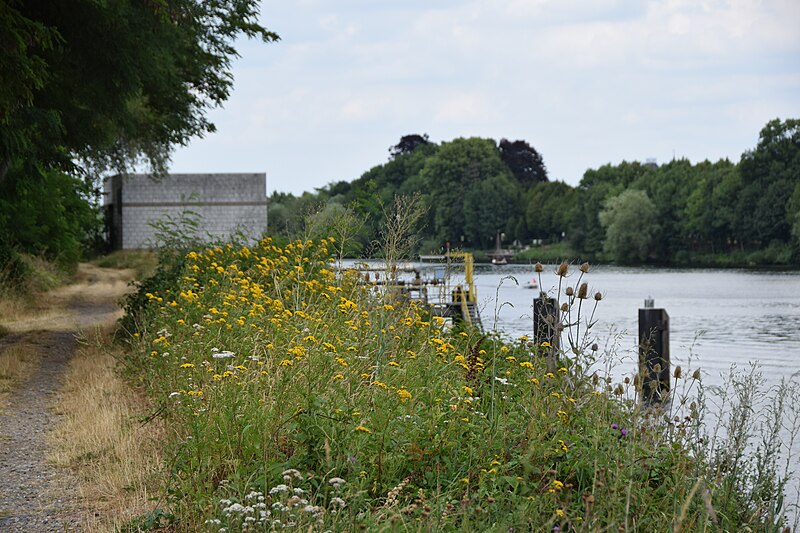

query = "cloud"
[166,1,800,193]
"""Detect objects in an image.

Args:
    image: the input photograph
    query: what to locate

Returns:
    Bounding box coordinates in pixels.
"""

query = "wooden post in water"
[638,299,670,405]
[533,293,559,373]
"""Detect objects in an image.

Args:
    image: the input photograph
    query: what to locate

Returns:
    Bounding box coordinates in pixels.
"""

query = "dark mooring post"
[533,293,560,373]
[638,298,670,405]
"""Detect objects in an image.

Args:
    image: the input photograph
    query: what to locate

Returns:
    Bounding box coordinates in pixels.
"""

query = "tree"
[418,137,515,246]
[599,189,659,264]
[499,139,548,187]
[0,0,278,181]
[735,118,800,247]
[631,159,691,261]
[463,174,520,248]
[524,181,578,243]
[389,134,430,159]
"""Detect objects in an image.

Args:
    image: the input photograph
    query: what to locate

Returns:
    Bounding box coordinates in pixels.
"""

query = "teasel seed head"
[578,282,588,299]
[692,369,701,380]
[673,366,682,379]
[534,262,543,273]
[580,262,590,273]
[594,292,603,301]
[557,261,568,277]
[565,286,574,296]
[560,302,569,312]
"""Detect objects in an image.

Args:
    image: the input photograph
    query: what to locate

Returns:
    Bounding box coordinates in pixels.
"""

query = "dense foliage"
[272,119,799,266]
[0,0,276,277]
[124,238,795,530]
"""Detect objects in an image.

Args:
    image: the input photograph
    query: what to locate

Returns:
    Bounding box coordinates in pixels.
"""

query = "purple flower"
[620,428,628,437]
[611,423,618,430]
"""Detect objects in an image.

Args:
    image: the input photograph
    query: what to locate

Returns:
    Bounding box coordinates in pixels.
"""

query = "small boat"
[491,256,508,265]
[523,278,539,289]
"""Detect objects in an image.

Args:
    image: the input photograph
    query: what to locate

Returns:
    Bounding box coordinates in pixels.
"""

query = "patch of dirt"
[0,265,136,531]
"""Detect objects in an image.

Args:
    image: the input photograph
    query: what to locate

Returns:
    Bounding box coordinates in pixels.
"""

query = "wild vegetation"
[120,235,799,531]
[270,119,800,266]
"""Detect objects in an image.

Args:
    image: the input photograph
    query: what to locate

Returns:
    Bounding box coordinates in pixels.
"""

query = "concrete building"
[104,173,267,249]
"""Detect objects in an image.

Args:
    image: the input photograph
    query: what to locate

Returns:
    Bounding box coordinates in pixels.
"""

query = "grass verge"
[48,325,166,532]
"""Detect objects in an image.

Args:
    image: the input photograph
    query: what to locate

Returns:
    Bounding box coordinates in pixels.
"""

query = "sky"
[167,0,800,195]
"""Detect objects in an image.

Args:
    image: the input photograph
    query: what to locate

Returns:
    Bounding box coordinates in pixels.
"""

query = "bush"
[0,164,101,271]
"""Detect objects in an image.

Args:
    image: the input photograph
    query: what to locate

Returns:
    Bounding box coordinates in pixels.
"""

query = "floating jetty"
[351,253,482,329]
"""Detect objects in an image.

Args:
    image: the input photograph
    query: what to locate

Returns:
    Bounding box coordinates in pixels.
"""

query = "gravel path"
[0,331,86,532]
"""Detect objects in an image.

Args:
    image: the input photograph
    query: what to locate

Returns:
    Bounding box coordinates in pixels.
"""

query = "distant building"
[104,173,267,250]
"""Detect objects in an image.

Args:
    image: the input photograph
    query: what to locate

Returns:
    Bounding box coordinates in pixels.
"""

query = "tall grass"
[121,238,796,531]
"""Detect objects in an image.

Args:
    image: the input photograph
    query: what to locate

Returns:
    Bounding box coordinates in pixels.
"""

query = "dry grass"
[92,250,158,280]
[0,336,42,411]
[0,263,136,334]
[48,325,166,532]
[51,263,137,305]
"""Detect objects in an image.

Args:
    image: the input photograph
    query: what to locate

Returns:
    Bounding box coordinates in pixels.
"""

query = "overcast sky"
[167,0,800,195]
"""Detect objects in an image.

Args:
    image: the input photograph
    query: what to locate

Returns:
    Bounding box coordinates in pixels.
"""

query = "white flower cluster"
[206,494,270,532]
[211,347,235,359]
[206,474,350,530]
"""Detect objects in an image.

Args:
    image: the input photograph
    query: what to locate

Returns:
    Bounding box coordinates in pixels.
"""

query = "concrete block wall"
[104,173,267,249]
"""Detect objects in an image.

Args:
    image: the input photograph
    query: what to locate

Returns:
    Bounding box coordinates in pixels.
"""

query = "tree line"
[270,119,800,266]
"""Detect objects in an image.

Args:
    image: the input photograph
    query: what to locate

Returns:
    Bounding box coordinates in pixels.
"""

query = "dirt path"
[0,331,84,531]
[0,264,134,532]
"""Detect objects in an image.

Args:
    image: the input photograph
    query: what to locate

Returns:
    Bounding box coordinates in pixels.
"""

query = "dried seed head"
[673,366,682,379]
[591,373,599,385]
[534,262,543,273]
[633,374,641,387]
[580,262,590,273]
[624,376,630,385]
[560,303,569,312]
[692,369,701,380]
[594,292,603,301]
[565,286,574,296]
[591,343,598,352]
[557,261,569,277]
[652,363,662,374]
[614,384,624,396]
[578,282,588,299]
